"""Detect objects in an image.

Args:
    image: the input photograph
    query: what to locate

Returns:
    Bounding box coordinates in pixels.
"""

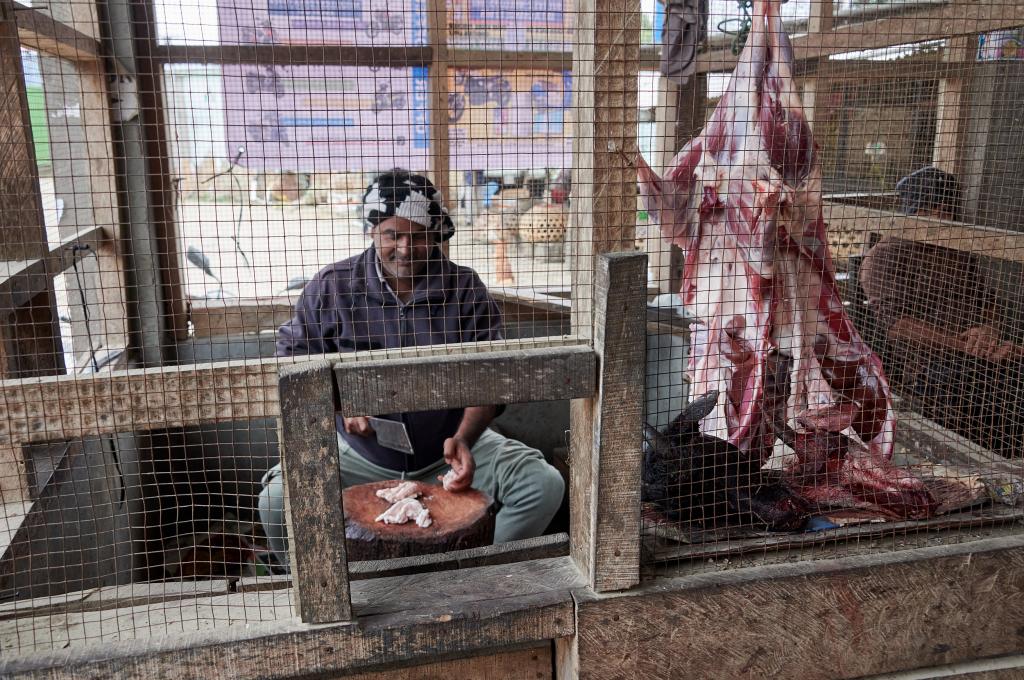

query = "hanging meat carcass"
[634,0,934,518]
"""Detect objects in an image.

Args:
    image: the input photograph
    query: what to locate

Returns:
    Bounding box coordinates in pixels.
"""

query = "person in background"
[859,166,1023,456]
[258,169,565,568]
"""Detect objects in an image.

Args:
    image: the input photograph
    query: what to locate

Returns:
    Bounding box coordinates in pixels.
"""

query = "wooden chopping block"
[343,480,496,561]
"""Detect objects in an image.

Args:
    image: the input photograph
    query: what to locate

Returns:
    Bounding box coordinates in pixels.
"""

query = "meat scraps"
[376,480,421,504]
[634,0,934,519]
[375,497,433,528]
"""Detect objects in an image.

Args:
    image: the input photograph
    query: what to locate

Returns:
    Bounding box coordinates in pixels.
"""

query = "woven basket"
[519,203,567,243]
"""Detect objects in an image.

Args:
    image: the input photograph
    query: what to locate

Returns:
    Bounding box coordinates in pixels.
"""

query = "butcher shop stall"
[1,0,1023,676]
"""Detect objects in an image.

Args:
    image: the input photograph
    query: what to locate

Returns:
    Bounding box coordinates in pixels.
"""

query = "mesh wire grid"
[0,0,1020,658]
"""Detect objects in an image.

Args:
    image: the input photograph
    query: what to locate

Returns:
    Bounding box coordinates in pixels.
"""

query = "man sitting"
[258,169,565,567]
[859,166,1022,456]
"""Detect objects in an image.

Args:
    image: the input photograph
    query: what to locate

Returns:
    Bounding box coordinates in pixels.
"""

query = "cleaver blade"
[368,417,414,455]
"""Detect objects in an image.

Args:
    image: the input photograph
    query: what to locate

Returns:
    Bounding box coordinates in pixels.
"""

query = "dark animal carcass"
[644,391,808,531]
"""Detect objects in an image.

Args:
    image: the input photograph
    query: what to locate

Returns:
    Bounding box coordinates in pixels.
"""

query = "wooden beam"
[334,344,596,416]
[822,200,1024,262]
[152,45,659,71]
[574,535,1024,679]
[800,0,834,130]
[426,0,450,200]
[152,44,433,67]
[932,35,975,174]
[15,7,102,62]
[187,295,298,338]
[278,360,352,624]
[571,253,647,593]
[568,0,641,336]
[0,226,109,313]
[0,557,580,678]
[696,0,1024,74]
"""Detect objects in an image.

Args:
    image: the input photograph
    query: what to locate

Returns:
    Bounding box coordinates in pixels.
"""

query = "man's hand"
[343,416,375,437]
[960,325,1014,362]
[440,435,475,492]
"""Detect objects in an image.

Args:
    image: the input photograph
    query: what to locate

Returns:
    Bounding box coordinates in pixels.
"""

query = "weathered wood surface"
[343,481,495,561]
[278,360,352,624]
[697,0,1024,74]
[15,6,102,62]
[187,296,298,338]
[568,0,641,596]
[237,533,570,591]
[822,200,1024,262]
[330,643,552,680]
[426,0,450,203]
[574,254,647,593]
[0,227,110,313]
[574,535,1024,679]
[0,580,231,621]
[0,557,581,678]
[932,35,975,175]
[0,360,280,447]
[335,345,596,416]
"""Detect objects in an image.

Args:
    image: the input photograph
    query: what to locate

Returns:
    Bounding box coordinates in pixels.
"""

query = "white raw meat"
[375,480,420,504]
[375,497,433,528]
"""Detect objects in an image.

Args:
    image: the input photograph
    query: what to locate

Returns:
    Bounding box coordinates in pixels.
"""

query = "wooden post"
[427,0,450,202]
[278,360,353,623]
[568,0,642,593]
[932,35,976,176]
[570,252,647,593]
[801,0,834,131]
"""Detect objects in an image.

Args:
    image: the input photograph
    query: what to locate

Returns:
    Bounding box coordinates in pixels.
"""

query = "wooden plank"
[932,35,975,174]
[0,557,579,678]
[578,253,647,593]
[237,533,571,592]
[0,338,584,446]
[333,643,552,680]
[822,200,1024,261]
[0,359,280,447]
[0,581,231,621]
[153,44,433,66]
[800,0,834,130]
[15,7,102,62]
[426,0,450,202]
[575,534,1024,679]
[130,0,187,342]
[188,295,298,338]
[277,360,352,623]
[696,0,1024,74]
[0,226,109,313]
[334,345,596,416]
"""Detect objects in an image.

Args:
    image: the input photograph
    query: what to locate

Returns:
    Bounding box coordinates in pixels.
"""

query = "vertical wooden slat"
[132,0,187,345]
[571,252,647,593]
[427,0,450,202]
[278,360,353,623]
[932,35,976,176]
[801,0,834,131]
[568,0,641,590]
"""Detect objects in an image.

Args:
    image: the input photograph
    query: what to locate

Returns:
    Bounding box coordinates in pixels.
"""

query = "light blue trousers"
[257,428,564,566]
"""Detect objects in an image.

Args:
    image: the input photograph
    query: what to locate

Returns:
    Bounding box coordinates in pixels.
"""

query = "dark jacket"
[277,246,503,470]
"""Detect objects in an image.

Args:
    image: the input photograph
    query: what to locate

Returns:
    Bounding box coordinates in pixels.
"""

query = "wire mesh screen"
[640,3,1024,572]
[0,0,1022,663]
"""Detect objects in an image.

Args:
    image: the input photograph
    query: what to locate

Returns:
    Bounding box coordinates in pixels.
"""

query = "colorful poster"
[223,64,431,172]
[218,0,426,45]
[978,29,1024,61]
[448,0,573,51]
[447,68,571,171]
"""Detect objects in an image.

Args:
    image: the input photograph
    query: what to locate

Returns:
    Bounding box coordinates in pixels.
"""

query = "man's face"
[372,216,439,282]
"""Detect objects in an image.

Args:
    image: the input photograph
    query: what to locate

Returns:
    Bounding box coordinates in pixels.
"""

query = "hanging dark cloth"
[660,0,709,86]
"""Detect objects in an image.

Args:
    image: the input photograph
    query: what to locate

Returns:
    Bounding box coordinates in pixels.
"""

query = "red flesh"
[635,0,934,519]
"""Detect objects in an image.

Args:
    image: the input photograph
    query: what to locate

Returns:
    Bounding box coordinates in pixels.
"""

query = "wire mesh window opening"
[0,0,1022,663]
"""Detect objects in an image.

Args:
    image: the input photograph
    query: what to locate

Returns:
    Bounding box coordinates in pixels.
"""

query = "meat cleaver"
[368,417,414,455]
